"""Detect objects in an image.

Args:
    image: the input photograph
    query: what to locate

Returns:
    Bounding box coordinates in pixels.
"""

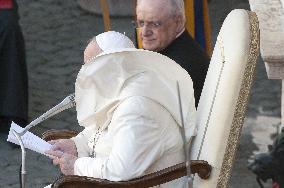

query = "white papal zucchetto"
[95,31,135,52]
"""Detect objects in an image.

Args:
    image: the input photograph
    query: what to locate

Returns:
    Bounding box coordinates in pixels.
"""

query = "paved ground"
[0,0,282,187]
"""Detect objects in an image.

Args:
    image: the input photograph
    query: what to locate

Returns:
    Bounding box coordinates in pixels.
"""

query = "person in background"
[0,0,28,134]
[136,0,210,107]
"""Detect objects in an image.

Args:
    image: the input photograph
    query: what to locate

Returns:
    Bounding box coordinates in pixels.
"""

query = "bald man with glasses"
[136,0,210,107]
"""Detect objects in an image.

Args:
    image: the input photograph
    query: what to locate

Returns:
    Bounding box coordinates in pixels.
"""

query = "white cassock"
[45,48,196,188]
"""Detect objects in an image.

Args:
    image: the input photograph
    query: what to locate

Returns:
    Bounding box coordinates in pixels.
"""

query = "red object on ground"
[272,181,280,188]
[0,0,13,9]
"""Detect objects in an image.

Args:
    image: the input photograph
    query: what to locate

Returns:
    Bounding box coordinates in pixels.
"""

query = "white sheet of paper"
[7,122,52,156]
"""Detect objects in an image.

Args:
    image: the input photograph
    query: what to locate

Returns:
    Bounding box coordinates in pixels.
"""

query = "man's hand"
[46,139,78,157]
[48,151,78,175]
[45,139,78,175]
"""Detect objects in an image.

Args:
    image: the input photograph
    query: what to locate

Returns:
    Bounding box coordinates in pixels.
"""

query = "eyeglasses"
[133,15,177,30]
[134,16,176,29]
[134,20,163,29]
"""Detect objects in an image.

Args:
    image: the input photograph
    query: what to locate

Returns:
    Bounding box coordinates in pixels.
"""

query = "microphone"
[11,93,76,188]
[176,82,193,188]
[18,93,76,136]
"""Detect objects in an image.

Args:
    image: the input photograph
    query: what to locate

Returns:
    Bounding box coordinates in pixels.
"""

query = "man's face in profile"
[136,0,183,52]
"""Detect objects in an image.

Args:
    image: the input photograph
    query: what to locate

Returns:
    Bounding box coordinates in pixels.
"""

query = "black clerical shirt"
[159,30,210,108]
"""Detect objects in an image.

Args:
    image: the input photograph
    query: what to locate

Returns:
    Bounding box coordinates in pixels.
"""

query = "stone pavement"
[0,0,282,187]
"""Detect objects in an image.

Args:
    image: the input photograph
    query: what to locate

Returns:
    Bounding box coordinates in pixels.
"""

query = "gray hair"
[169,0,186,25]
[137,0,186,25]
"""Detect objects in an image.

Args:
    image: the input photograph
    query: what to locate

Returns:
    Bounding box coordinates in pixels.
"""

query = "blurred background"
[0,0,281,187]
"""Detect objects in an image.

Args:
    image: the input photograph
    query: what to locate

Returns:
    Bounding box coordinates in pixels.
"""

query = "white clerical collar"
[176,28,185,38]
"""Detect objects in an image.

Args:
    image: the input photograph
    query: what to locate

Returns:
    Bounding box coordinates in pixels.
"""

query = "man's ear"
[175,15,184,33]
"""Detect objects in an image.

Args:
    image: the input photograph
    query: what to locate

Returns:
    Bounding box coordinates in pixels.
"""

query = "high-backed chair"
[43,9,260,188]
[190,9,259,187]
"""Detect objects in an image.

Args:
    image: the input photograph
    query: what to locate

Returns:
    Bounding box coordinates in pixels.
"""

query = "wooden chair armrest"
[42,129,79,141]
[52,160,211,188]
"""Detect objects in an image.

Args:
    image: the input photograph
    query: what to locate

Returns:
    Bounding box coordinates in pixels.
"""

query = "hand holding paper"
[47,139,78,157]
[50,152,77,175]
[45,142,78,175]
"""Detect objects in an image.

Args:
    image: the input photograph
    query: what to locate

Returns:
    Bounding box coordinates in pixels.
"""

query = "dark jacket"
[159,30,210,107]
[0,0,28,123]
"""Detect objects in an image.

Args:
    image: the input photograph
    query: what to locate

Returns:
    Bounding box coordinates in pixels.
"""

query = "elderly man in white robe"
[45,31,196,188]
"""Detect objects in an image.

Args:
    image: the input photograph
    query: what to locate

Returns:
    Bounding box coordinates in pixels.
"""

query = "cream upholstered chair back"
[190,9,260,188]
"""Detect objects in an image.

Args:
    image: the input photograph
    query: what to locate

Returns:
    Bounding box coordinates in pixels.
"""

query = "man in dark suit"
[136,0,210,107]
[0,0,28,134]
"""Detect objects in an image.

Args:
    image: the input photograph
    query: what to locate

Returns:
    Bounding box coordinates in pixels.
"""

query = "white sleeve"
[71,127,93,157]
[74,96,166,181]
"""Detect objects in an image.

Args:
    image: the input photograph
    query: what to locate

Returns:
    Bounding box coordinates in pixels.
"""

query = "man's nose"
[141,25,153,36]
